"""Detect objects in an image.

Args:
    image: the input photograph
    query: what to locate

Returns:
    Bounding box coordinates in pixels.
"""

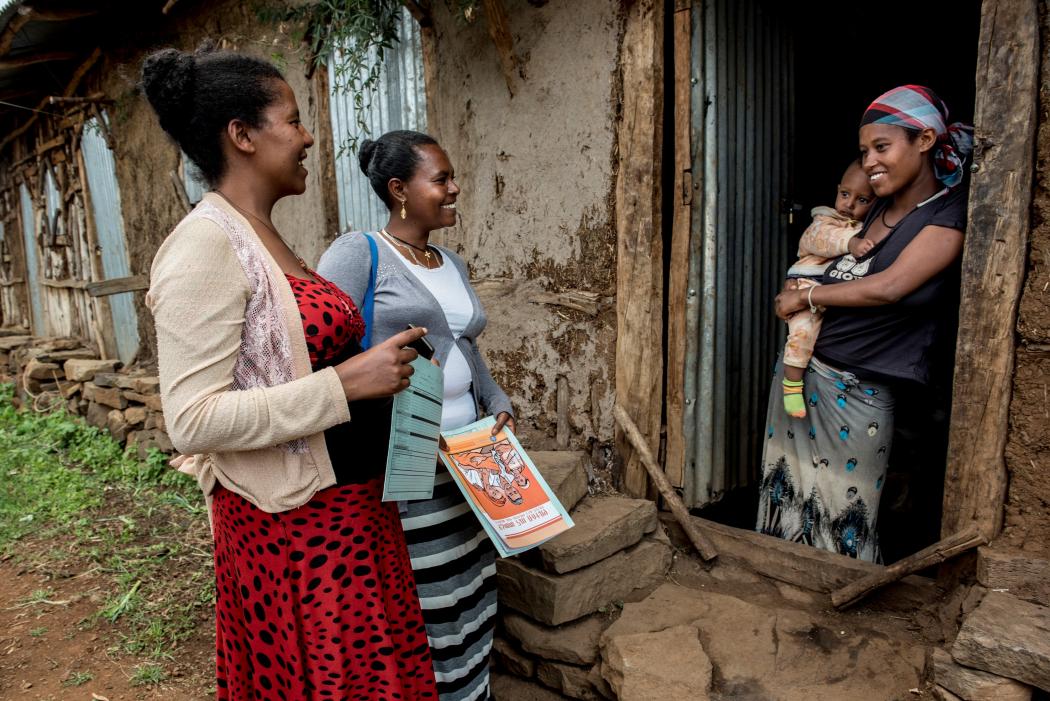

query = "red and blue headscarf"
[861,85,974,188]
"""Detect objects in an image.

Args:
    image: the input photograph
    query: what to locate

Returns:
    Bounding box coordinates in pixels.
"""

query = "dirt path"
[0,553,213,700]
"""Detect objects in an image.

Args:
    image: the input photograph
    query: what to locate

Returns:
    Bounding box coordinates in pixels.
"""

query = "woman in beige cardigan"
[142,45,438,701]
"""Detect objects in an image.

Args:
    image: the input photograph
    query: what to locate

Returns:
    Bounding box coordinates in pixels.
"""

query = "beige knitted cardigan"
[147,193,350,512]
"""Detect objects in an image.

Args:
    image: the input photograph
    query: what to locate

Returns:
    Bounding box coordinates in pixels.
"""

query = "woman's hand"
[775,288,807,320]
[491,412,515,436]
[335,327,428,401]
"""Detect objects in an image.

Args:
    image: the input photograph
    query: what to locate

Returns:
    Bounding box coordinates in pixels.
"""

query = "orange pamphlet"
[439,416,574,557]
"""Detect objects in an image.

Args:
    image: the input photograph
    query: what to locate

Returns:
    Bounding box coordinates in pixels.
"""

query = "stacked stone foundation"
[0,331,170,459]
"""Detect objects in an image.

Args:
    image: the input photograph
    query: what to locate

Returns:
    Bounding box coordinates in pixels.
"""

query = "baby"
[782,160,875,418]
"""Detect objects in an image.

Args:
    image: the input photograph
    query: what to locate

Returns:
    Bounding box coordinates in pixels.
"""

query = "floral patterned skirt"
[756,356,896,562]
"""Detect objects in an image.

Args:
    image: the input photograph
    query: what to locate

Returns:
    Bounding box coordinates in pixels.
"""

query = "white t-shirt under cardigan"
[378,235,478,431]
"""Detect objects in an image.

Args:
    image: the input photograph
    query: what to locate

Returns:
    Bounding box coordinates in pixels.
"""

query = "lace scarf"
[192,201,307,454]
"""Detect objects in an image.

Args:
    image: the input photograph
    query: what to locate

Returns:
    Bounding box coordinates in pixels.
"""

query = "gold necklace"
[381,228,435,268]
[215,190,309,272]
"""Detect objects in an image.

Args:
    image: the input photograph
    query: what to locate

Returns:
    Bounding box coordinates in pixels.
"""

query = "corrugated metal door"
[683,0,794,507]
[18,183,42,332]
[81,116,140,364]
[328,7,427,233]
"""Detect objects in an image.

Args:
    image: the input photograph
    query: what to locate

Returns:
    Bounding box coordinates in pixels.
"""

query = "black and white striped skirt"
[402,470,498,701]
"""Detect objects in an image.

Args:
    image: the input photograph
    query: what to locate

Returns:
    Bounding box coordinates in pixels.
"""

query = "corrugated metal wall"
[684,0,794,507]
[82,116,140,364]
[328,7,427,233]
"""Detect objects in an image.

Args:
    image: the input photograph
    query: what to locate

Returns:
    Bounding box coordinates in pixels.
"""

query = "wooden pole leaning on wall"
[614,404,717,561]
[830,524,985,610]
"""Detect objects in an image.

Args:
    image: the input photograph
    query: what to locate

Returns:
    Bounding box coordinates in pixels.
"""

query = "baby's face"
[835,166,876,221]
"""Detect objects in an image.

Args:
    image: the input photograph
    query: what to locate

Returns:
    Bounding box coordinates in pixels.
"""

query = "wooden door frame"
[644,0,1038,570]
[941,0,1039,540]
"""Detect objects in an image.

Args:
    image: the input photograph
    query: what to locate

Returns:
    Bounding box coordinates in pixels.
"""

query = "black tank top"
[813,187,968,385]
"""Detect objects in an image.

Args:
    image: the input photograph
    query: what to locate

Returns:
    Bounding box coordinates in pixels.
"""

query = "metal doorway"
[681,0,794,507]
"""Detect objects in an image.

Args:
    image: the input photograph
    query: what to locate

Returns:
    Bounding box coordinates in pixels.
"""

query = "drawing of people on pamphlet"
[440,416,574,557]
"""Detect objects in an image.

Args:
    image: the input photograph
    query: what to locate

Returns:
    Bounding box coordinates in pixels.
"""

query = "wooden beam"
[0,47,101,155]
[528,289,602,316]
[40,277,87,290]
[481,0,517,97]
[942,0,1039,540]
[614,0,664,499]
[658,513,943,608]
[0,50,76,70]
[664,1,692,488]
[615,405,718,561]
[86,275,149,298]
[832,526,985,610]
[401,0,432,28]
[311,65,341,243]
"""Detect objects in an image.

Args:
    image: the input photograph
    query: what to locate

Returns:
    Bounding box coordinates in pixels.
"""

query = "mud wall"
[92,0,335,363]
[424,0,622,452]
[1002,1,1050,557]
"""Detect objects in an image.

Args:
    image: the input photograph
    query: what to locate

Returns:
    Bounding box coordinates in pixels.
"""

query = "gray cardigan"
[317,232,513,420]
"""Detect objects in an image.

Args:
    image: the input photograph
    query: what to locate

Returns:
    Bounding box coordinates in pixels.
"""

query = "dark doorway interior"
[692,0,982,564]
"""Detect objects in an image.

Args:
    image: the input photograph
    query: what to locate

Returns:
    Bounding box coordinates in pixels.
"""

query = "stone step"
[952,591,1050,692]
[534,495,657,574]
[932,647,1032,701]
[601,583,924,700]
[503,611,603,665]
[532,451,589,512]
[492,636,535,678]
[491,671,570,701]
[602,625,712,701]
[497,536,670,626]
[537,660,604,700]
[976,546,1050,607]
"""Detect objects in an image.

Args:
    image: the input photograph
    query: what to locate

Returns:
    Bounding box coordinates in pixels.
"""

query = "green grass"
[62,670,93,687]
[130,663,168,686]
[0,383,213,664]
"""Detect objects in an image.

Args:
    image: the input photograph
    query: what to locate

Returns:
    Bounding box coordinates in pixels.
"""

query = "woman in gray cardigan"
[317,130,512,701]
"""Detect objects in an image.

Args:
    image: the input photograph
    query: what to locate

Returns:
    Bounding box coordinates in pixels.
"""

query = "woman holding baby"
[757,85,974,562]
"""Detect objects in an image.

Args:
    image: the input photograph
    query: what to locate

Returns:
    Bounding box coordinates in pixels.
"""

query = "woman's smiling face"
[399,144,460,231]
[858,123,935,197]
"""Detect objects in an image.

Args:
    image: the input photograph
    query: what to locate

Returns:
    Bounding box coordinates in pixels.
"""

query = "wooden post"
[556,375,570,449]
[831,526,986,610]
[941,0,1038,541]
[664,0,693,488]
[481,0,517,97]
[615,404,717,561]
[75,146,116,360]
[615,0,664,499]
[311,65,341,243]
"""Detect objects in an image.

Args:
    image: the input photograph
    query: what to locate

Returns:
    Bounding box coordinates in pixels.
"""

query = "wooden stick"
[831,524,986,610]
[614,404,718,561]
[556,375,569,449]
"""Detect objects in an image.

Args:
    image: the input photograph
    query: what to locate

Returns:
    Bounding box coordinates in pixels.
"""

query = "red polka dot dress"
[210,269,438,701]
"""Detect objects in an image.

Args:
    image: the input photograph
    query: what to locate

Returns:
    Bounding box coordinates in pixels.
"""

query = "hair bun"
[141,48,196,135]
[358,139,378,176]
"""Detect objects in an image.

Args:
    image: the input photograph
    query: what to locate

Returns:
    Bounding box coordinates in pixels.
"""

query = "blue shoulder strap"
[360,232,379,350]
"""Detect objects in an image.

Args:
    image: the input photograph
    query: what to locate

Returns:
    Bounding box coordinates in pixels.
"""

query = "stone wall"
[0,332,169,459]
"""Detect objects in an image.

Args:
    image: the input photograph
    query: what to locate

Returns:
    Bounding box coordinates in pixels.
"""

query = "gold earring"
[399,200,407,220]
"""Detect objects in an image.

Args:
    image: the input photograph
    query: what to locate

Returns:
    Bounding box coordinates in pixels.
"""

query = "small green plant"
[130,663,168,687]
[62,670,93,687]
[0,383,211,669]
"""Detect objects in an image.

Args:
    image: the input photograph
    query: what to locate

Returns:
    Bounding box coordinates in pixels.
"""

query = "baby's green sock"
[783,378,806,418]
